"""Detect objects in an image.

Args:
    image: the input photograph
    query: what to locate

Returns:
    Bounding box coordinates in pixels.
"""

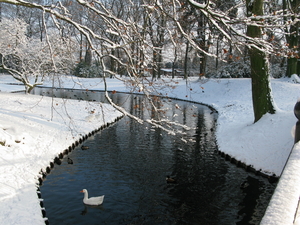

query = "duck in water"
[166,176,176,183]
[67,157,73,164]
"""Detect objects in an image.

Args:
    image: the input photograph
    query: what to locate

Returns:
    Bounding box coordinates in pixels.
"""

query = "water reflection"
[34,88,275,225]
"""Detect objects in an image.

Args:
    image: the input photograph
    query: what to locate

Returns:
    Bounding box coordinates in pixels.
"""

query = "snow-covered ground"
[0,74,300,224]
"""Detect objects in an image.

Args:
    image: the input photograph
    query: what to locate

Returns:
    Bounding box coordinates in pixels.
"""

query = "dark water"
[35,88,275,225]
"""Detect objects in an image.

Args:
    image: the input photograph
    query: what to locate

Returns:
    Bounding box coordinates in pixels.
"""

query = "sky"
[0,74,300,224]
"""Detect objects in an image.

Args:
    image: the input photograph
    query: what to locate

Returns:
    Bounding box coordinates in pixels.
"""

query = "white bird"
[80,189,104,206]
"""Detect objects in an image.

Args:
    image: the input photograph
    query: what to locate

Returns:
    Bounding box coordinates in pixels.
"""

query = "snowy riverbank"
[0,74,300,224]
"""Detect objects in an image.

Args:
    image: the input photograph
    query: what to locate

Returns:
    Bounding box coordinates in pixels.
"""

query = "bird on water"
[166,176,176,183]
[67,157,73,164]
[80,189,104,206]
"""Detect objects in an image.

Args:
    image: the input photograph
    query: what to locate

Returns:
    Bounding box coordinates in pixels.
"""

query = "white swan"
[80,189,104,206]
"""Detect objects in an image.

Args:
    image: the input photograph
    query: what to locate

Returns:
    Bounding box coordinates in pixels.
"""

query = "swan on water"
[80,189,104,206]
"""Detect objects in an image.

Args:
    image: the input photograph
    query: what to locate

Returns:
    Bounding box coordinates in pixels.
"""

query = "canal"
[33,88,275,225]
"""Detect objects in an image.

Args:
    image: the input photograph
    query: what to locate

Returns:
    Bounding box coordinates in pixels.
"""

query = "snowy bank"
[261,142,300,225]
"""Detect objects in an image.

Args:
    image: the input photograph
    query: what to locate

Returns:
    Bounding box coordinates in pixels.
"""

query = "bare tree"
[0,17,75,93]
[143,0,167,79]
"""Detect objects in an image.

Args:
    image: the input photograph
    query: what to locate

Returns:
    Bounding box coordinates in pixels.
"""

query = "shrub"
[74,61,103,78]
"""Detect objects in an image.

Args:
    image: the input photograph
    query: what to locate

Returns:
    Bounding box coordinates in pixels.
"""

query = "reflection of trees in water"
[237,176,264,225]
[168,105,228,224]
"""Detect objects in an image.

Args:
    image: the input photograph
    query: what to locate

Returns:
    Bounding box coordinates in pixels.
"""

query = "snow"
[0,74,300,224]
[261,141,300,225]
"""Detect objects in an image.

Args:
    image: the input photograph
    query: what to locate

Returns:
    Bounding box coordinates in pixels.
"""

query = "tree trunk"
[197,14,207,77]
[157,48,162,79]
[285,23,298,76]
[199,51,206,77]
[246,0,276,123]
[284,0,299,77]
[286,57,298,77]
[249,48,275,122]
[110,48,116,75]
[79,33,83,62]
[84,44,92,66]
[172,47,177,79]
[184,41,189,79]
[152,50,157,80]
[216,37,219,70]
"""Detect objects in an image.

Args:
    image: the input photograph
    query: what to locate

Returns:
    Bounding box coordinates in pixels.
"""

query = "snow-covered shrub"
[0,18,76,93]
[270,63,286,78]
[208,60,251,78]
[289,74,300,83]
[74,61,103,78]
